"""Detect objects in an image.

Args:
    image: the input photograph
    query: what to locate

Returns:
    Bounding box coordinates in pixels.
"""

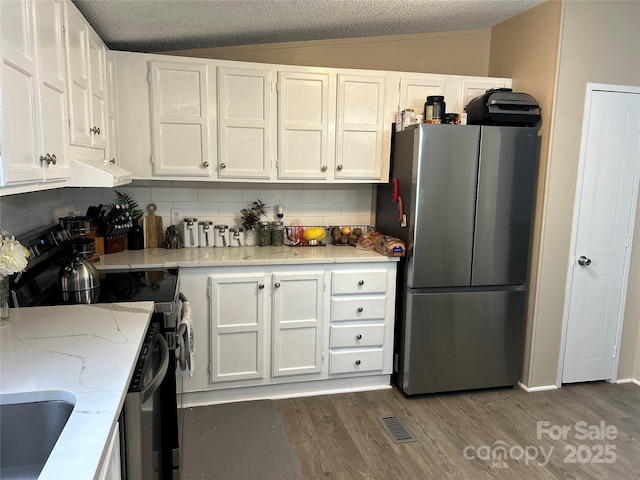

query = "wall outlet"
[171,209,183,225]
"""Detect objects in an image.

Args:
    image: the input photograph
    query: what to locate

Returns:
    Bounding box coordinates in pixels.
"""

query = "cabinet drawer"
[331,297,386,322]
[329,349,384,375]
[332,271,387,295]
[330,324,385,348]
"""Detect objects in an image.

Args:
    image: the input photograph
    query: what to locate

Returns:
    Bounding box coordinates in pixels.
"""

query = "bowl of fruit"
[285,226,329,246]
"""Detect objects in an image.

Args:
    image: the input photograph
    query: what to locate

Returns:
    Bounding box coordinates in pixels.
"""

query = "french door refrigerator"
[376,124,539,395]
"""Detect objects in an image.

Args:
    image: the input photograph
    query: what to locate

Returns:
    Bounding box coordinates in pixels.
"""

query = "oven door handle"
[141,332,170,404]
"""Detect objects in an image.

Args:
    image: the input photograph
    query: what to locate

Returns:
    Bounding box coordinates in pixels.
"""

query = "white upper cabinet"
[65,1,107,149]
[217,65,274,179]
[0,0,69,190]
[398,74,447,116]
[150,61,212,176]
[335,73,391,181]
[105,50,118,165]
[457,77,511,114]
[277,70,333,180]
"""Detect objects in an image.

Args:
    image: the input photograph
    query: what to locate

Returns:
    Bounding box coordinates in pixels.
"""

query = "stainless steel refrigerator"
[376,124,539,395]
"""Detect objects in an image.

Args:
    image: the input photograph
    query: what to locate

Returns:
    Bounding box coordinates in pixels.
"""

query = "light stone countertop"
[95,245,399,271]
[0,302,154,480]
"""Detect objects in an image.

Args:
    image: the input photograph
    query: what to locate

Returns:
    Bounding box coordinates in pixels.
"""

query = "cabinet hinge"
[275,81,280,93]
[321,353,324,364]
[208,364,212,373]
[147,72,152,84]
[68,117,71,127]
[150,154,155,164]
[207,285,211,297]
[613,345,617,359]
[625,234,630,248]
[275,159,280,170]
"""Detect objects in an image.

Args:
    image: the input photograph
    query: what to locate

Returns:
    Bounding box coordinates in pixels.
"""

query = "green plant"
[110,190,144,221]
[240,199,269,230]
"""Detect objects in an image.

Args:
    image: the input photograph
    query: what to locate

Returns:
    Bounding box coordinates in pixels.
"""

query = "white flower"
[0,231,29,277]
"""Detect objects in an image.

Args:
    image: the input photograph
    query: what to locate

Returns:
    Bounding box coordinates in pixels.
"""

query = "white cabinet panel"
[277,71,331,180]
[399,75,447,116]
[88,30,106,148]
[457,77,511,114]
[209,274,266,383]
[217,66,273,179]
[335,73,388,180]
[329,349,385,375]
[330,324,385,348]
[332,270,388,294]
[271,272,324,377]
[150,61,211,176]
[331,296,387,322]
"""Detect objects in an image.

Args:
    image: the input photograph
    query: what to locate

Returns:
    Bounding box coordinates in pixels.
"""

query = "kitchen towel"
[178,300,195,377]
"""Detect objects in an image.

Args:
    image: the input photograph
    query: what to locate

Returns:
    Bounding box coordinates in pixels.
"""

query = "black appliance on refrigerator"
[376,124,540,396]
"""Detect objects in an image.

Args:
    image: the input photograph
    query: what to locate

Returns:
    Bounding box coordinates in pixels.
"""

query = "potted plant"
[240,200,268,247]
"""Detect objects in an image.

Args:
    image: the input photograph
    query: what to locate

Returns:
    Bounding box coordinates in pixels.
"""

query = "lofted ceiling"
[72,0,546,53]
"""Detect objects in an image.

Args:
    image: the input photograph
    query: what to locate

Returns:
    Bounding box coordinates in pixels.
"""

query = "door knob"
[578,256,592,266]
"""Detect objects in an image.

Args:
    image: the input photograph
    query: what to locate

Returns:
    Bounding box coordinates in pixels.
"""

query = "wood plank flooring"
[276,382,640,479]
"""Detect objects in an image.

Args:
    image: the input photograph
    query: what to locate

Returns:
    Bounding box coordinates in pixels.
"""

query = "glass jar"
[257,221,271,246]
[230,228,243,247]
[244,226,257,247]
[271,221,284,246]
[424,95,446,124]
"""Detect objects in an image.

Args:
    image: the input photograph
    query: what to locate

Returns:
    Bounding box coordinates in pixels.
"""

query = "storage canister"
[214,225,229,247]
[198,221,213,247]
[257,221,271,246]
[424,95,446,124]
[230,228,243,247]
[182,218,198,247]
[271,221,284,246]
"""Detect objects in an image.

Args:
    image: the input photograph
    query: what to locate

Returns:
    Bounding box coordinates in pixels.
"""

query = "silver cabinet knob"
[258,283,265,289]
[320,165,327,172]
[357,307,363,313]
[336,164,343,171]
[274,282,281,288]
[40,154,50,165]
[90,126,101,135]
[578,256,592,266]
[356,334,362,340]
[358,280,364,286]
[50,154,57,165]
[109,158,116,164]
[220,163,227,170]
[202,161,210,168]
[355,360,361,366]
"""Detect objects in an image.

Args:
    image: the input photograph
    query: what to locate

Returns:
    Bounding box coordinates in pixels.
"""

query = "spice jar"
[214,225,229,247]
[257,221,271,246]
[270,221,284,246]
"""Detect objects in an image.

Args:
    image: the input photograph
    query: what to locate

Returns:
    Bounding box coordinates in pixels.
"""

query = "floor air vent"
[378,416,417,444]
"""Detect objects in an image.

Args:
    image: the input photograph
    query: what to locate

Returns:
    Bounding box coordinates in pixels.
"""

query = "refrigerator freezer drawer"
[330,348,385,375]
[330,324,385,348]
[331,296,387,321]
[400,289,525,395]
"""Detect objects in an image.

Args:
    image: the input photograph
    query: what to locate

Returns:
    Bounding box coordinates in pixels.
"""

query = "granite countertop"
[0,302,154,480]
[96,245,400,270]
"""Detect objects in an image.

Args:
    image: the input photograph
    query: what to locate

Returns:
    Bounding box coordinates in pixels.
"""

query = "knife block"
[105,235,125,254]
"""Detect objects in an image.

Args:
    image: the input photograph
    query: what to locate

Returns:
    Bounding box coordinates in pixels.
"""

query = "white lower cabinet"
[177,262,396,403]
[97,422,121,480]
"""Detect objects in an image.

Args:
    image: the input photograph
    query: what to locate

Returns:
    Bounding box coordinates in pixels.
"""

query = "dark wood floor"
[276,382,640,479]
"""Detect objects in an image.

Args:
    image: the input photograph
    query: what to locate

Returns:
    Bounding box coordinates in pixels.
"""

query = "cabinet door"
[399,75,446,116]
[34,0,69,181]
[335,73,386,180]
[271,272,324,377]
[150,61,211,176]
[65,5,91,146]
[457,77,511,114]
[209,274,267,383]
[105,50,118,164]
[217,66,273,179]
[87,29,107,148]
[277,71,331,180]
[0,0,44,185]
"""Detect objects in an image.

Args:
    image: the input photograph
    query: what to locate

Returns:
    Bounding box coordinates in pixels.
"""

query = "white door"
[277,71,331,180]
[562,89,640,383]
[398,75,446,115]
[271,272,324,377]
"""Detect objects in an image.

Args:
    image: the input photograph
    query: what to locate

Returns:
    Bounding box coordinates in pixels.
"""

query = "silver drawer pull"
[355,360,361,366]
[358,280,364,286]
[274,282,281,288]
[357,307,363,313]
[356,334,362,340]
[258,283,265,289]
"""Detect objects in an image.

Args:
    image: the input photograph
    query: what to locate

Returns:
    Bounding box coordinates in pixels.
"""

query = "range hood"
[69,158,132,187]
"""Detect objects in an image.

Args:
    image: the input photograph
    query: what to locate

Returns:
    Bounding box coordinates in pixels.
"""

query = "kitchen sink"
[0,391,75,480]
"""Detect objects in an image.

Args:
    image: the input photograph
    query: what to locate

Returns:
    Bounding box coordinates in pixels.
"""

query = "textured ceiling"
[72,0,546,53]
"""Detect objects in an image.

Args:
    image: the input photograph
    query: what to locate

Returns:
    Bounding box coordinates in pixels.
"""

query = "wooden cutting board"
[143,203,164,248]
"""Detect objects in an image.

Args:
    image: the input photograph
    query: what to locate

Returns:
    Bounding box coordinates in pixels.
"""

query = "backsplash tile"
[0,182,375,238]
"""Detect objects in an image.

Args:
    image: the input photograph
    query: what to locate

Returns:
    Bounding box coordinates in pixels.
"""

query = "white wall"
[0,189,77,236]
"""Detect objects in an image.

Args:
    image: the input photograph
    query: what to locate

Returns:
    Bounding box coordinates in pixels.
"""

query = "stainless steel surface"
[337,164,343,171]
[220,163,226,169]
[321,165,327,172]
[58,258,100,304]
[578,255,592,266]
[409,125,481,288]
[402,289,525,395]
[141,333,169,404]
[0,397,74,479]
[202,161,210,168]
[471,127,539,285]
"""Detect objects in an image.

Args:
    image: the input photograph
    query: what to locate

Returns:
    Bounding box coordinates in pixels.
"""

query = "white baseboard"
[518,381,559,393]
[634,378,640,386]
[615,378,633,384]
